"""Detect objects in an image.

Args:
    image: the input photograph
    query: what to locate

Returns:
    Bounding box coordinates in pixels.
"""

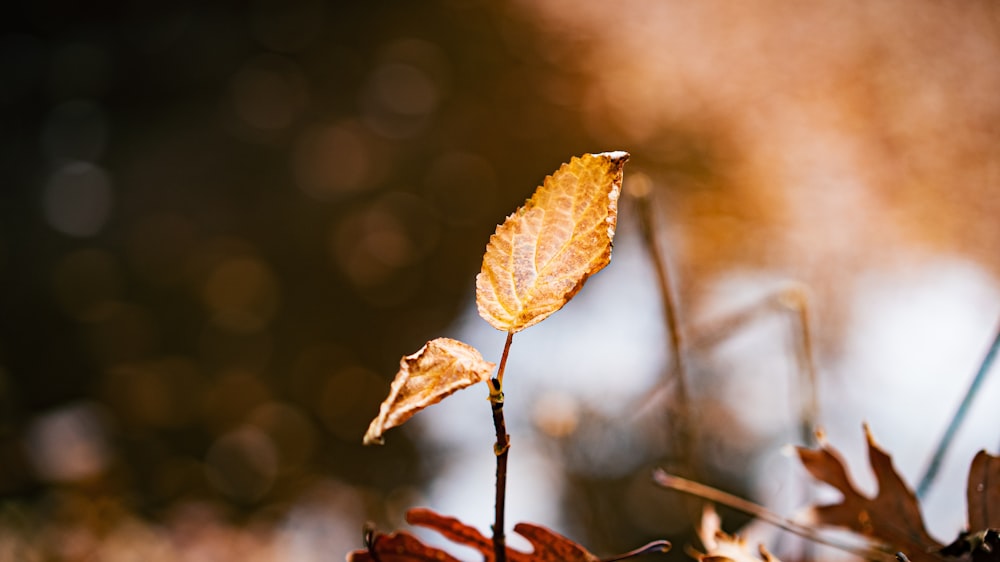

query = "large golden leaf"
[363,338,494,445]
[476,151,629,333]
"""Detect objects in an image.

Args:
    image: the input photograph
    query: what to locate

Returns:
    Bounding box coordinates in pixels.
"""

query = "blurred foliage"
[0,0,606,557]
[3,0,1000,560]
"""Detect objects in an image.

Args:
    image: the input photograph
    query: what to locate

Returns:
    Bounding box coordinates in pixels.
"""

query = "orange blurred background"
[2,1,1000,560]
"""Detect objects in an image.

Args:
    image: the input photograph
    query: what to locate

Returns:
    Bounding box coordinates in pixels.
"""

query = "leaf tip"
[814,426,828,445]
[597,150,630,163]
[862,421,876,444]
[362,429,385,446]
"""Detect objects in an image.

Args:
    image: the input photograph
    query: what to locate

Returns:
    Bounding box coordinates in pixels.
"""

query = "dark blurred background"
[3,1,1000,560]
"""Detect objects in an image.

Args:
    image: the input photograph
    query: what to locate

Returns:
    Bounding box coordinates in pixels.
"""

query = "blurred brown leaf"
[966,451,1000,532]
[693,505,781,562]
[938,452,1000,562]
[363,338,494,445]
[476,151,629,333]
[796,425,943,561]
[347,507,668,561]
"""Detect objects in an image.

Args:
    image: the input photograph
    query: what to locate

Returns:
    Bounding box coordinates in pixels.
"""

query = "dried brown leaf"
[406,507,600,562]
[796,425,943,561]
[405,507,497,558]
[363,338,494,445]
[476,151,629,333]
[511,522,601,562]
[347,508,667,562]
[346,528,460,562]
[967,450,1000,532]
[942,452,1000,562]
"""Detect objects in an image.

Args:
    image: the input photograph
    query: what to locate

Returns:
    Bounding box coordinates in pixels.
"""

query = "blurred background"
[3,1,1000,560]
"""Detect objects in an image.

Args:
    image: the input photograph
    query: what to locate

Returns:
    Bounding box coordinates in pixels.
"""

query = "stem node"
[488,377,504,404]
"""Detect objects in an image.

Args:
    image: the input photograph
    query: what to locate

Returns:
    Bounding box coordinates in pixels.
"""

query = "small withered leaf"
[693,505,781,562]
[511,522,601,562]
[796,425,943,562]
[967,450,1000,532]
[407,507,600,562]
[363,338,494,446]
[476,151,629,333]
[346,528,460,562]
[406,508,495,556]
[347,508,667,562]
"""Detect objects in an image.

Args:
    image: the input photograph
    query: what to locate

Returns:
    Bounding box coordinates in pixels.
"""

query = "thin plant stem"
[781,285,820,447]
[634,188,693,466]
[600,540,672,561]
[496,331,514,386]
[778,285,819,562]
[489,331,514,562]
[490,384,509,562]
[917,319,1000,498]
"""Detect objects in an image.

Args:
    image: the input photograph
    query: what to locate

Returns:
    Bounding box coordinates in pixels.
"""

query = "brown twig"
[489,331,514,562]
[782,285,820,562]
[633,184,695,469]
[780,285,819,447]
